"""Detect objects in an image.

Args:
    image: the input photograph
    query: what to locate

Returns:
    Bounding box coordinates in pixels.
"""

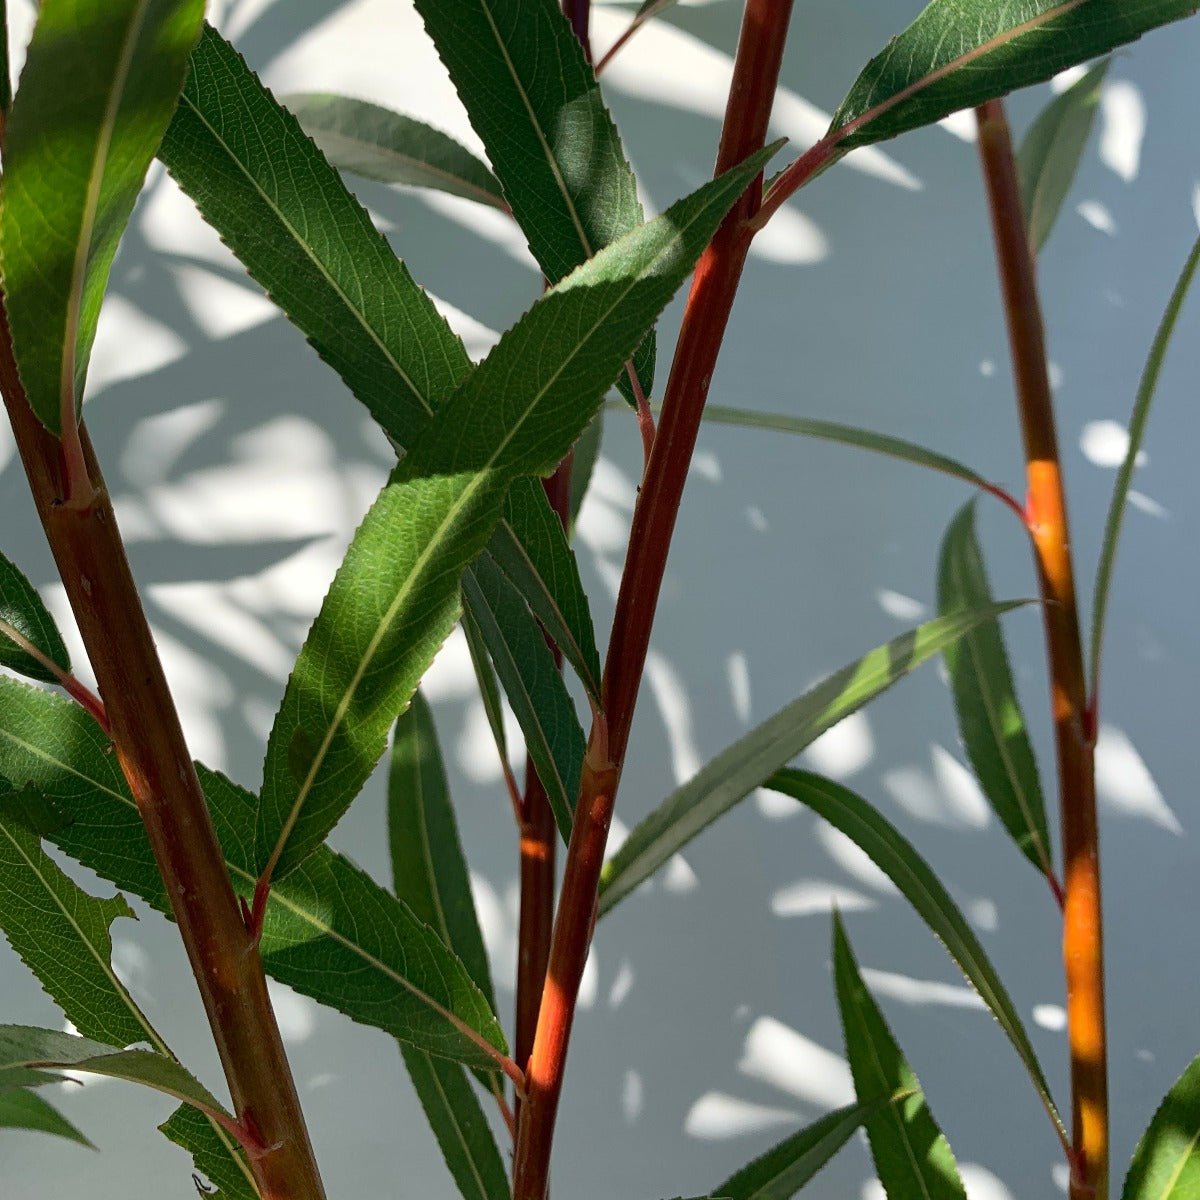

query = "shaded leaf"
[255,146,776,882]
[462,602,510,769]
[286,92,507,209]
[568,411,604,529]
[598,603,1028,915]
[0,0,204,434]
[0,552,70,684]
[1091,234,1200,699]
[767,770,1064,1146]
[1017,59,1109,252]
[0,1088,93,1149]
[1122,1053,1200,1200]
[832,915,967,1200]
[938,502,1052,878]
[161,1107,259,1199]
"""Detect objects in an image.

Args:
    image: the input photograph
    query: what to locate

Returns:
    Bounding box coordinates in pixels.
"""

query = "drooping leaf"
[161,1107,259,1200]
[1090,234,1200,700]
[937,502,1052,878]
[767,770,1064,1146]
[1122,1053,1200,1200]
[411,0,655,406]
[0,0,204,434]
[1017,59,1109,252]
[461,555,585,841]
[0,679,509,1070]
[0,552,70,684]
[832,915,967,1200]
[0,1088,93,1149]
[160,25,599,705]
[829,0,1198,151]
[285,93,507,209]
[598,603,1029,915]
[255,146,776,882]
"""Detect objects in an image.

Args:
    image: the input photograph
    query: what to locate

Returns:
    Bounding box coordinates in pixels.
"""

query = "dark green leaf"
[461,555,585,840]
[0,1088,93,1149]
[568,411,604,529]
[161,1107,259,1200]
[1091,235,1200,699]
[0,552,70,684]
[1122,1053,1200,1200]
[829,0,1198,150]
[462,602,511,770]
[937,502,1052,878]
[285,92,507,209]
[0,0,204,434]
[1017,59,1109,252]
[411,0,655,406]
[255,146,776,881]
[598,603,1029,915]
[832,915,967,1200]
[767,770,1064,1146]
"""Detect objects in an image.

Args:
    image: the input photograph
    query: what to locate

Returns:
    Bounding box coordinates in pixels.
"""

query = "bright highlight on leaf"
[1122,1052,1200,1200]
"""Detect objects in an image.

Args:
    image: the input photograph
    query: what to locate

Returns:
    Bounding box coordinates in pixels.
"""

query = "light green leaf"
[829,0,1198,151]
[0,678,509,1071]
[411,0,655,406]
[0,552,70,684]
[715,1101,881,1199]
[1017,59,1109,252]
[767,770,1064,1147]
[256,145,776,882]
[938,502,1053,879]
[285,92,508,209]
[161,1107,259,1200]
[1091,234,1200,700]
[1122,1053,1200,1200]
[159,25,600,706]
[598,603,1028,915]
[0,1088,93,1149]
[461,555,585,841]
[0,0,204,434]
[832,915,967,1200]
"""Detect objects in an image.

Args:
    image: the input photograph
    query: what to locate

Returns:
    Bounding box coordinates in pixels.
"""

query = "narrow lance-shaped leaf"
[0,0,204,434]
[938,502,1053,879]
[389,694,510,1200]
[160,26,600,705]
[0,552,71,684]
[0,678,509,1071]
[256,145,777,882]
[411,0,655,406]
[462,603,512,773]
[1090,234,1200,700]
[767,770,1065,1147]
[285,93,508,210]
[461,555,585,841]
[1121,1053,1200,1200]
[828,0,1198,151]
[598,602,1030,915]
[1017,59,1109,253]
[568,411,604,530]
[832,915,967,1200]
[0,1088,93,1149]
[161,1108,260,1200]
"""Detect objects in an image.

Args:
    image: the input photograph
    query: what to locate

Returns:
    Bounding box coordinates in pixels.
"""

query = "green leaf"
[285,92,508,209]
[1091,234,1200,700]
[829,0,1198,151]
[0,0,204,435]
[0,1087,94,1149]
[0,678,509,1071]
[461,554,585,841]
[462,601,511,770]
[598,603,1028,915]
[160,25,600,706]
[0,552,70,684]
[937,502,1053,879]
[568,411,604,529]
[256,145,776,882]
[714,1101,882,1199]
[0,1026,231,1126]
[161,1107,259,1200]
[832,915,967,1200]
[767,770,1064,1147]
[411,0,655,406]
[1122,1053,1200,1200]
[1017,59,1109,252]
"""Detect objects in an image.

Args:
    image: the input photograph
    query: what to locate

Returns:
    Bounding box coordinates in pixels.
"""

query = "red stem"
[511,4,795,1195]
[563,0,592,60]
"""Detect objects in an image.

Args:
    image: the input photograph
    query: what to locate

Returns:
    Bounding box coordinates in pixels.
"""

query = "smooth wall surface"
[2,1,1199,1197]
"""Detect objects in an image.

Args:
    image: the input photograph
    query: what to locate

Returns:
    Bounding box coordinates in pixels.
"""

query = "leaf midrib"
[419,1051,493,1200]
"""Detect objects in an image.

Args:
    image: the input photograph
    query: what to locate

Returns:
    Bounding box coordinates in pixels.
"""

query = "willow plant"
[1,1,1198,1199]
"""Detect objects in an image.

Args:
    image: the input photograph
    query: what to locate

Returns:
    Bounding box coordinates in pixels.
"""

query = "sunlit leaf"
[0,552,70,684]
[1122,1052,1200,1199]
